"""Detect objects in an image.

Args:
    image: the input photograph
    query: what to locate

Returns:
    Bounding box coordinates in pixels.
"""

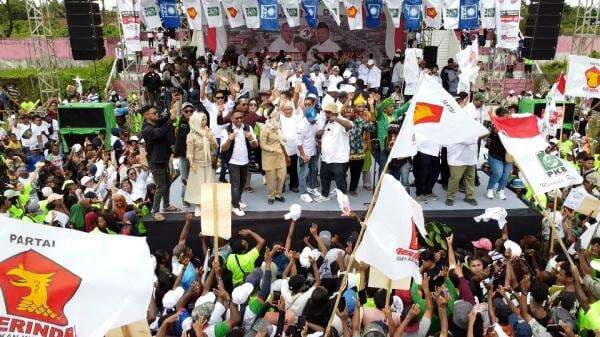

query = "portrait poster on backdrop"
[117,0,142,53]
[225,5,391,62]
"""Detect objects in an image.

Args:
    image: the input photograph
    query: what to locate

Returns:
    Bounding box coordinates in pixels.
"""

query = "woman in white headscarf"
[185,112,217,215]
[260,110,288,204]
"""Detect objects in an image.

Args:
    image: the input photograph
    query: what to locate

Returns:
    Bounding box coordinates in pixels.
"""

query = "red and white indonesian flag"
[491,114,583,195]
[549,72,566,101]
[0,219,154,337]
[423,0,442,29]
[344,0,363,30]
[183,0,203,30]
[566,54,600,99]
[221,0,245,28]
[391,75,489,158]
[356,174,427,283]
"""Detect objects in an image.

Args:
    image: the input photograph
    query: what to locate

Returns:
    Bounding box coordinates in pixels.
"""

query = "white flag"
[323,0,341,25]
[141,0,162,29]
[202,0,224,27]
[281,0,301,27]
[241,0,260,28]
[456,39,479,92]
[116,0,141,52]
[391,75,489,158]
[183,0,203,30]
[442,0,459,29]
[385,0,403,28]
[480,0,495,28]
[0,219,154,337]
[423,0,442,29]
[344,0,363,30]
[221,0,246,28]
[491,114,583,195]
[565,54,600,99]
[356,174,426,283]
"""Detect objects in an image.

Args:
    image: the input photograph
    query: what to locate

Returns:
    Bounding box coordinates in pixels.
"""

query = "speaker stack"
[522,0,564,60]
[65,0,106,60]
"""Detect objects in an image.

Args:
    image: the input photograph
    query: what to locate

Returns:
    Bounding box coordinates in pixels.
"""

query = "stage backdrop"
[219,5,398,61]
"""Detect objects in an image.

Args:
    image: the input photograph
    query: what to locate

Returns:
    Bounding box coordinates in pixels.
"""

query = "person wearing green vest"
[523,58,534,74]
[4,189,24,219]
[226,229,266,286]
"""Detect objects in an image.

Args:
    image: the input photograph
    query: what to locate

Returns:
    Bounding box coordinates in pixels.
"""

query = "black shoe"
[275,196,286,202]
[268,199,274,204]
[463,198,478,206]
[219,178,228,183]
[290,187,299,193]
[445,199,454,206]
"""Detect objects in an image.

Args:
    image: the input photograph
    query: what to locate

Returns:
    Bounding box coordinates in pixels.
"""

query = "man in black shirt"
[143,64,162,108]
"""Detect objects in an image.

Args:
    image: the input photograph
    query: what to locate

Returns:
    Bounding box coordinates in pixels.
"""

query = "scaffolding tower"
[26,0,60,103]
[572,0,599,55]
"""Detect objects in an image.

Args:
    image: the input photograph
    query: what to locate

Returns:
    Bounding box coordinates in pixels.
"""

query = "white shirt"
[268,37,299,53]
[310,72,326,96]
[403,48,423,84]
[116,189,135,205]
[321,117,352,164]
[45,210,69,227]
[130,170,149,201]
[463,103,485,125]
[310,39,341,53]
[237,54,249,69]
[357,64,369,82]
[417,139,441,157]
[31,123,49,146]
[281,279,316,315]
[220,124,257,165]
[366,66,382,89]
[280,113,301,155]
[392,61,404,83]
[296,118,319,157]
[447,138,478,166]
[202,98,235,139]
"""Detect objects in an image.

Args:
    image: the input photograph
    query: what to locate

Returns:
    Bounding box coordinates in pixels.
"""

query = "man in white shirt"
[403,45,423,98]
[268,23,300,53]
[310,66,327,98]
[366,59,382,91]
[463,92,486,187]
[220,111,259,216]
[297,98,320,200]
[237,48,249,69]
[357,58,369,83]
[391,55,404,91]
[316,103,353,201]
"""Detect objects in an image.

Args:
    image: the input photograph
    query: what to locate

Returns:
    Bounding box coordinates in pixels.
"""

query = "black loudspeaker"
[58,106,107,128]
[522,0,563,60]
[65,0,105,60]
[423,46,438,68]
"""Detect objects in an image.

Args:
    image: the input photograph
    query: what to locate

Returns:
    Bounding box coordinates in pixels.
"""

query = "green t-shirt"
[226,247,260,285]
[375,102,410,149]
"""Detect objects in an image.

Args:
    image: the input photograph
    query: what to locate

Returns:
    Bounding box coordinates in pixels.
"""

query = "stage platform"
[144,172,541,255]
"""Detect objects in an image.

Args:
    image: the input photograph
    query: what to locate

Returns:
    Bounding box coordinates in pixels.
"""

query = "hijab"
[68,203,85,230]
[188,113,211,164]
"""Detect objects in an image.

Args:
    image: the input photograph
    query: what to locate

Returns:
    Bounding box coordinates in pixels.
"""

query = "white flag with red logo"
[356,174,426,283]
[491,113,583,195]
[566,54,600,99]
[549,72,566,101]
[221,0,245,28]
[0,219,154,337]
[423,0,442,29]
[344,0,363,30]
[391,75,489,158]
[182,0,203,30]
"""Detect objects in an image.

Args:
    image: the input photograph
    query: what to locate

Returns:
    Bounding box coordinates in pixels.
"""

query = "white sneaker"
[497,190,507,200]
[313,194,330,202]
[262,176,267,185]
[300,194,313,203]
[307,188,319,196]
[486,189,495,199]
[216,167,221,174]
[194,207,201,217]
[239,202,247,209]
[232,208,245,216]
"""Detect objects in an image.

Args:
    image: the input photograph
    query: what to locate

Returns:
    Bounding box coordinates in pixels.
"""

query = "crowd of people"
[1,32,600,337]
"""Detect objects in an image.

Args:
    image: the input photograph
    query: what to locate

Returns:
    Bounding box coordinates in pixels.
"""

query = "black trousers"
[348,159,364,192]
[229,164,247,208]
[414,152,440,196]
[440,147,450,186]
[287,154,299,189]
[320,162,348,197]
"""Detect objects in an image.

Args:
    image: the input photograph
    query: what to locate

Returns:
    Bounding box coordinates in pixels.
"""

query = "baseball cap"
[41,187,53,198]
[232,283,254,305]
[182,102,194,110]
[367,59,375,66]
[452,300,473,329]
[472,238,493,251]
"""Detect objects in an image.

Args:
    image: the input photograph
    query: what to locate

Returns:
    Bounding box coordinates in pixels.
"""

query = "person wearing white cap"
[366,59,382,92]
[503,89,518,106]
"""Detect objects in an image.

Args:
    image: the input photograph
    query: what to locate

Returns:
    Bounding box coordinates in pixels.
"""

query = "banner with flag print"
[443,0,459,29]
[480,0,495,28]
[565,54,600,99]
[495,0,520,50]
[403,0,422,31]
[221,0,245,28]
[491,114,583,195]
[0,219,154,337]
[202,0,224,28]
[423,0,442,29]
[241,0,260,28]
[356,174,426,283]
[391,75,489,158]
[281,0,301,27]
[301,0,319,27]
[458,0,478,29]
[141,0,162,29]
[323,0,341,25]
[344,0,363,30]
[385,0,403,28]
[158,0,180,28]
[182,0,203,30]
[259,0,279,31]
[365,0,383,28]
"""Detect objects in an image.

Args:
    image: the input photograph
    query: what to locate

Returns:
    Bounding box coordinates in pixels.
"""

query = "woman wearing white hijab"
[185,112,217,216]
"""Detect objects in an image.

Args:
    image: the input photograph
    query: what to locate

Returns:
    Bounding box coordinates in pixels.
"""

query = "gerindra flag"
[391,75,489,158]
[423,0,442,29]
[222,0,246,28]
[491,114,583,195]
[344,0,363,30]
[566,54,600,99]
[356,174,426,283]
[0,219,154,337]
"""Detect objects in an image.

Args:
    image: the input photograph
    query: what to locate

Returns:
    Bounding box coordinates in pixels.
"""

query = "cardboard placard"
[105,320,151,337]
[200,183,232,239]
[368,265,412,290]
[564,187,599,218]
